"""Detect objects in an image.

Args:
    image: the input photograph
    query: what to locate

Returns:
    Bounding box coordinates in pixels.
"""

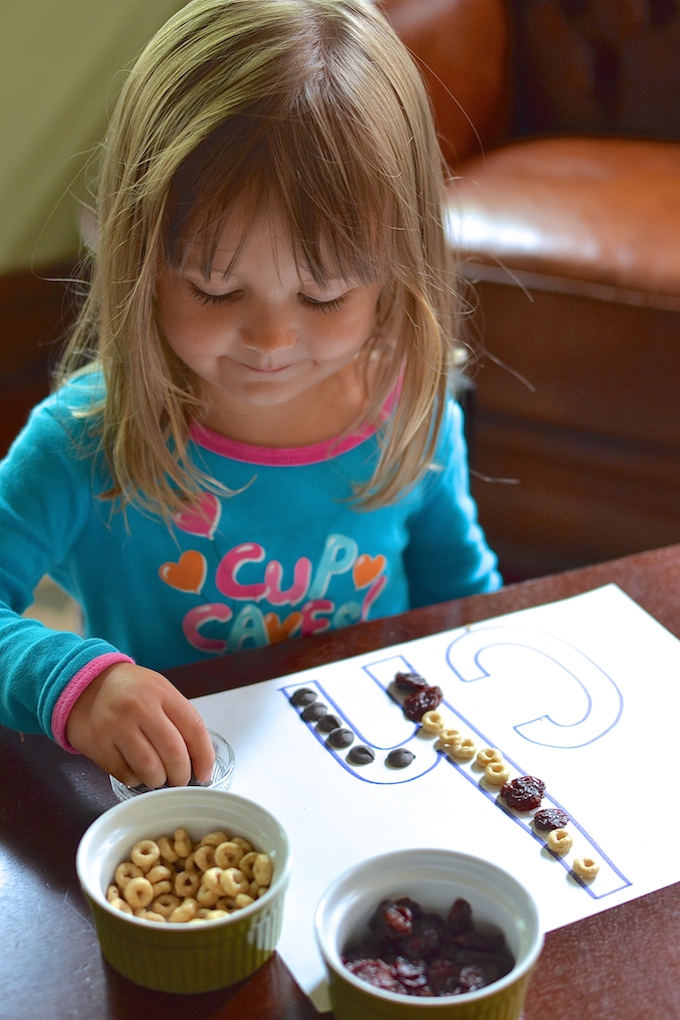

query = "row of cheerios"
[417,708,600,883]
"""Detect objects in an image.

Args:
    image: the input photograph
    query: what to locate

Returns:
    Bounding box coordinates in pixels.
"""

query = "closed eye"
[188,282,347,312]
[189,283,241,306]
[299,293,347,313]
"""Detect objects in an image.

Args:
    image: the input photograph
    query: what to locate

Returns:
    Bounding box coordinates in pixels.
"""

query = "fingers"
[116,699,202,788]
[111,709,212,790]
[162,692,215,786]
[113,725,178,789]
[94,744,142,788]
[88,715,169,789]
[139,719,193,788]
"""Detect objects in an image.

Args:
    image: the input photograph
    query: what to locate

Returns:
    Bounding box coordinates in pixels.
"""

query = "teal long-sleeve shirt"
[0,375,500,744]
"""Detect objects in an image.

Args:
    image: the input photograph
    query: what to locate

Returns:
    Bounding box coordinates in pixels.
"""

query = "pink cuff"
[51,652,135,753]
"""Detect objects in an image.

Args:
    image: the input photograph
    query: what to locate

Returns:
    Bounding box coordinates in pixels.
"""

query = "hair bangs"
[164,134,397,292]
[163,30,416,291]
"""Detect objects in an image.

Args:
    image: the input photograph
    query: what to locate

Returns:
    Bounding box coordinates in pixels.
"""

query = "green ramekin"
[77,787,291,993]
[315,848,543,1020]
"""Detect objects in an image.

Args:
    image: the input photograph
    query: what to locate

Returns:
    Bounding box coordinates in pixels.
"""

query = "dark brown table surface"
[2,544,680,1019]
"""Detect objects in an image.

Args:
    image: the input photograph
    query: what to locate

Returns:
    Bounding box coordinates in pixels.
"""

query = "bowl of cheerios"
[76,787,291,993]
[315,848,543,1020]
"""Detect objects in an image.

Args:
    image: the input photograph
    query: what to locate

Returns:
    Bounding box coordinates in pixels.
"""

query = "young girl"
[0,0,500,790]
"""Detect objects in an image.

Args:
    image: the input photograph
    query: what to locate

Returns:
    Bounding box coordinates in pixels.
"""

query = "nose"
[241,309,296,356]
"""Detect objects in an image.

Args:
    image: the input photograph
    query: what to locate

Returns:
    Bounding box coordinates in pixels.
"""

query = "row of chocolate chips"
[291,688,353,750]
[289,688,415,768]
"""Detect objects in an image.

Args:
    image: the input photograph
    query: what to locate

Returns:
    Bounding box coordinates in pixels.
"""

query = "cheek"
[161,306,223,363]
[160,310,190,358]
[157,280,213,349]
[324,294,379,351]
[315,321,367,362]
[341,305,378,351]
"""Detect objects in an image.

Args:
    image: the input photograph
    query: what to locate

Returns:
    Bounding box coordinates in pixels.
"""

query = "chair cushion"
[446,135,680,308]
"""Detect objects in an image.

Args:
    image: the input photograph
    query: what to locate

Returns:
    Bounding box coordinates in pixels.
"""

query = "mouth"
[242,362,292,375]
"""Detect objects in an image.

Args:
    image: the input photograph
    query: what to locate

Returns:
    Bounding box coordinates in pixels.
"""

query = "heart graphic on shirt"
[264,611,303,644]
[159,550,207,594]
[174,492,221,539]
[353,553,386,589]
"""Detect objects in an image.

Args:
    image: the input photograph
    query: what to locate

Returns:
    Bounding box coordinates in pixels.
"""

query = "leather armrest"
[447,136,680,308]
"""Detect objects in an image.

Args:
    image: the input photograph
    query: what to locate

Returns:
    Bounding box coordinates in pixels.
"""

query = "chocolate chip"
[290,687,317,707]
[327,727,355,749]
[301,701,328,722]
[386,748,415,768]
[317,713,342,733]
[348,745,375,765]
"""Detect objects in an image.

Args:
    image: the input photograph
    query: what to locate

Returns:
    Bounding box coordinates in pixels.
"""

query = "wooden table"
[2,544,680,1019]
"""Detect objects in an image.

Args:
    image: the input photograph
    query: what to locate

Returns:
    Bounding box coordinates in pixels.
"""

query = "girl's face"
[156,205,382,445]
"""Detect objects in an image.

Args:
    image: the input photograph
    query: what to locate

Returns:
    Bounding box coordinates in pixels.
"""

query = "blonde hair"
[57,0,458,518]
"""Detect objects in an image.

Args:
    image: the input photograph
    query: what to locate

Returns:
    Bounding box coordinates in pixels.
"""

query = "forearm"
[0,601,127,739]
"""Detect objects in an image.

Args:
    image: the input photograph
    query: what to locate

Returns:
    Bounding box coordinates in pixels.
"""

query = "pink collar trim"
[190,384,398,466]
[189,420,376,466]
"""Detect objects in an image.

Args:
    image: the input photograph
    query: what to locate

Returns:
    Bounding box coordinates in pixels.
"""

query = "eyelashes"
[188,284,239,306]
[188,283,347,313]
[299,295,346,313]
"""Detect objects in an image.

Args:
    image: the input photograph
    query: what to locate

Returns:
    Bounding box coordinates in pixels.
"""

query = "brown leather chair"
[383,0,680,580]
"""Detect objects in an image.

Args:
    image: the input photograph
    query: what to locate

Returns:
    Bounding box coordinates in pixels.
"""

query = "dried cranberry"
[343,958,405,993]
[403,685,443,721]
[501,775,546,811]
[370,899,414,939]
[534,807,569,830]
[384,903,414,937]
[447,897,473,935]
[458,964,487,993]
[393,956,429,990]
[395,897,424,921]
[400,934,434,960]
[455,930,506,952]
[394,671,429,692]
[427,958,459,995]
[400,915,445,959]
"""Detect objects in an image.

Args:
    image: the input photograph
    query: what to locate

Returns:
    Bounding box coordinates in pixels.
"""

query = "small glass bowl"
[109,729,235,802]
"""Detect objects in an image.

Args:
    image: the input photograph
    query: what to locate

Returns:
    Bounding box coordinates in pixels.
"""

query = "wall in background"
[0,0,185,274]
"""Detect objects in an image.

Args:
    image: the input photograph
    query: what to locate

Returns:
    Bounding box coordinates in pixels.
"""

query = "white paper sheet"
[191,585,680,1011]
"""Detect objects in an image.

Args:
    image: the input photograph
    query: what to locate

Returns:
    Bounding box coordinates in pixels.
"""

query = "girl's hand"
[64,662,215,788]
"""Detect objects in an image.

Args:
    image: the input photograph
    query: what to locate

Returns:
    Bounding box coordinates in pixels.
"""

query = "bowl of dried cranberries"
[314,848,543,1020]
